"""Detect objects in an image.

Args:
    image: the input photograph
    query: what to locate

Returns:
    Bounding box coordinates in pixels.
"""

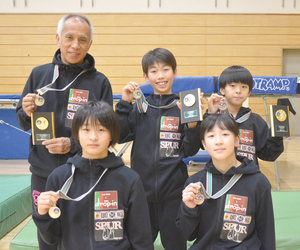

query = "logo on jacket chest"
[239,129,253,145]
[68,89,89,104]
[160,116,179,132]
[95,191,118,210]
[224,194,248,215]
[65,88,89,128]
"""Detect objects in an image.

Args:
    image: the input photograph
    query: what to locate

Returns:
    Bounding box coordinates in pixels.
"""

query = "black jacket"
[115,94,201,202]
[32,152,154,250]
[204,107,284,166]
[16,49,113,178]
[176,156,275,250]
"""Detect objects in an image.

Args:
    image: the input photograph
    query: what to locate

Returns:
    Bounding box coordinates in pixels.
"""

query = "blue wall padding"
[0,109,30,159]
[139,76,216,96]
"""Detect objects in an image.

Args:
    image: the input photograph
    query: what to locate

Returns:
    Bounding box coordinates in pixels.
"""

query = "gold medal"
[35,96,45,106]
[48,205,61,219]
[183,94,196,107]
[275,109,287,122]
[133,89,142,99]
[194,189,205,205]
[36,117,49,130]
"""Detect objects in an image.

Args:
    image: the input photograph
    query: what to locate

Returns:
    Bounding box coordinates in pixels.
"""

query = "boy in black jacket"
[176,114,275,250]
[206,65,283,166]
[32,101,153,250]
[115,48,202,250]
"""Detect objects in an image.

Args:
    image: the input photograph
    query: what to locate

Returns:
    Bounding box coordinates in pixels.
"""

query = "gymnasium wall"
[1,14,299,119]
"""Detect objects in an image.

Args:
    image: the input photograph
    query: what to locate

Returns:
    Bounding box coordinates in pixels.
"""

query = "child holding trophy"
[176,114,275,250]
[115,48,202,250]
[32,101,153,250]
[205,65,283,167]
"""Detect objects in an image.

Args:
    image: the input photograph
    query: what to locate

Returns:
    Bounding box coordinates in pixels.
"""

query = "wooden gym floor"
[0,136,299,250]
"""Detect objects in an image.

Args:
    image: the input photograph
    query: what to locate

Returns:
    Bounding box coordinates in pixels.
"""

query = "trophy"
[270,105,291,137]
[31,112,55,145]
[179,88,203,123]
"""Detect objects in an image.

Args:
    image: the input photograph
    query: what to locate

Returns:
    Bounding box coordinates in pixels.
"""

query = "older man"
[16,14,113,249]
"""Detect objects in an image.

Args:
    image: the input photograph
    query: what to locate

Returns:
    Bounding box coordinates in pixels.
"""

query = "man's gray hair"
[57,14,94,44]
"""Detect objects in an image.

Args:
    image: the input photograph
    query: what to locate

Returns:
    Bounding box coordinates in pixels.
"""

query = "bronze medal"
[35,96,45,106]
[133,89,142,99]
[194,188,205,205]
[219,98,227,110]
[35,117,49,130]
[49,205,61,219]
[183,94,196,107]
[194,182,205,205]
[275,109,287,122]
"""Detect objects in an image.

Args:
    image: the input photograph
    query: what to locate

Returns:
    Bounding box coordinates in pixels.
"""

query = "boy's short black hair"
[219,65,253,91]
[72,101,119,147]
[200,114,239,142]
[142,48,177,76]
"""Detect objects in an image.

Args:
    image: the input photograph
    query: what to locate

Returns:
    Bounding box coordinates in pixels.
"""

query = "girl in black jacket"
[176,114,275,250]
[32,101,153,250]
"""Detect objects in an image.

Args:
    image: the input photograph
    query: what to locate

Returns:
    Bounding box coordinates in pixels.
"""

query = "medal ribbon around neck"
[198,172,243,200]
[57,164,108,201]
[135,87,179,113]
[36,65,87,96]
[220,108,251,124]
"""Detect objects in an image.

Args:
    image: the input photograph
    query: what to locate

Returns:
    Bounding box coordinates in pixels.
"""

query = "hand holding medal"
[218,97,227,111]
[122,81,140,103]
[133,88,142,99]
[35,89,45,106]
[182,182,205,209]
[21,93,40,117]
[207,93,226,114]
[35,95,45,106]
[194,182,205,205]
[218,96,230,116]
[37,191,60,219]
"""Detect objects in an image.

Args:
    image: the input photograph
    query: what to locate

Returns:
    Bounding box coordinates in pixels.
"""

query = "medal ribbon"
[135,87,179,113]
[37,65,87,95]
[57,164,108,201]
[220,108,251,124]
[198,172,243,200]
[235,111,251,123]
[220,108,231,117]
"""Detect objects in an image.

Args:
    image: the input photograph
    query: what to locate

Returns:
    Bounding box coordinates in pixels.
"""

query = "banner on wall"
[252,76,298,95]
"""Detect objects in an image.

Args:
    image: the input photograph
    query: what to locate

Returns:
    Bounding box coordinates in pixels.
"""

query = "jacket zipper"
[210,174,226,249]
[154,95,162,202]
[89,159,94,250]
